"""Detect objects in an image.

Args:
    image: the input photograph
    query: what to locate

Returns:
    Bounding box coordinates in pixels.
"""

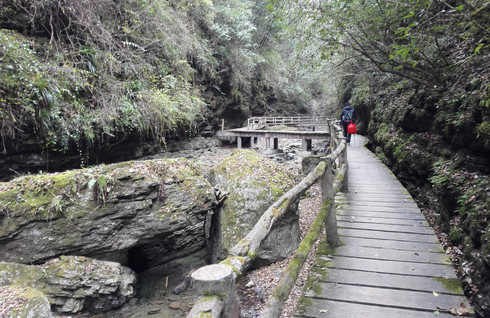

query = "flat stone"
[169,301,182,310]
[148,307,161,314]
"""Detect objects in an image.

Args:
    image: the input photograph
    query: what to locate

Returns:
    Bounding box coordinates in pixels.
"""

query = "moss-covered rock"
[0,255,136,314]
[0,158,217,270]
[209,149,296,264]
[0,285,53,318]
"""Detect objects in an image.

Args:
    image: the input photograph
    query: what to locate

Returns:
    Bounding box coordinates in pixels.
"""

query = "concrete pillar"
[189,264,239,318]
[273,138,279,150]
[302,139,312,151]
[265,138,271,150]
[237,137,242,149]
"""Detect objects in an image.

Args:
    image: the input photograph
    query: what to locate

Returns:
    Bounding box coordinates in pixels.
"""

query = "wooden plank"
[329,256,456,278]
[338,221,435,235]
[339,210,425,220]
[296,135,473,317]
[340,236,444,253]
[339,228,440,243]
[296,298,467,318]
[344,196,417,204]
[320,268,461,293]
[345,192,413,199]
[308,284,470,313]
[337,215,428,225]
[343,200,419,208]
[331,245,452,265]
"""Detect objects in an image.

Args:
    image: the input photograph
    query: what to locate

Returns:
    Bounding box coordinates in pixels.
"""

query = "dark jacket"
[340,106,356,124]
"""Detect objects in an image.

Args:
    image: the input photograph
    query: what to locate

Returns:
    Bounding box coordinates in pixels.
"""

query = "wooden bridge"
[294,135,472,317]
[216,116,334,152]
[189,118,472,317]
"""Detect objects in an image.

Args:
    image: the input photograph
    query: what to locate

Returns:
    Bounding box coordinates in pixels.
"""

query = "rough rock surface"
[0,158,217,270]
[0,255,136,314]
[0,285,53,318]
[209,149,299,265]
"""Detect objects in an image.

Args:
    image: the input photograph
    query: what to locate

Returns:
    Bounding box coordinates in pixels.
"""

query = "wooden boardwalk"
[296,135,473,317]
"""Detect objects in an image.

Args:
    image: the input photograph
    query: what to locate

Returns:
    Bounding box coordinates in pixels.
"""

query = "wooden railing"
[247,116,331,129]
[187,121,348,318]
[260,122,347,318]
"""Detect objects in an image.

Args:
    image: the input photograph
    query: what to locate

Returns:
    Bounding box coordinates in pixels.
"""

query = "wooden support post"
[221,119,224,131]
[321,162,340,247]
[340,138,349,193]
[237,137,242,149]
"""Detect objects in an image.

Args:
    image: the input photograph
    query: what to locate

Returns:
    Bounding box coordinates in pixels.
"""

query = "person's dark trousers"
[342,123,351,143]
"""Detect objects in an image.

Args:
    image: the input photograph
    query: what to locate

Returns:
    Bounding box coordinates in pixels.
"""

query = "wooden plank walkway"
[295,135,473,317]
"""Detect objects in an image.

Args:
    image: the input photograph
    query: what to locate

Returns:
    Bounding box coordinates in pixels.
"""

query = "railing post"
[321,161,340,247]
[339,134,349,193]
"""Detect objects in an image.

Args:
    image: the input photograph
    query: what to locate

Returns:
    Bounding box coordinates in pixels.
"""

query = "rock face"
[0,256,136,314]
[0,285,53,318]
[209,149,299,265]
[0,158,217,271]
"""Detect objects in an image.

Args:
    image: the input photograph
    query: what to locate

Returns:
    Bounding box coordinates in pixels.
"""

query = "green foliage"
[0,0,331,163]
[272,0,489,87]
[0,0,211,160]
[430,159,489,223]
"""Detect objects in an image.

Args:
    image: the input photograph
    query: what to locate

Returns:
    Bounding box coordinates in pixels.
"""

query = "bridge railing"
[259,122,347,318]
[187,121,348,318]
[247,116,332,129]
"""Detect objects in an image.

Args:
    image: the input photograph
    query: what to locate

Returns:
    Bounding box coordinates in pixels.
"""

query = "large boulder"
[0,158,217,270]
[209,149,299,265]
[0,255,136,314]
[0,285,53,318]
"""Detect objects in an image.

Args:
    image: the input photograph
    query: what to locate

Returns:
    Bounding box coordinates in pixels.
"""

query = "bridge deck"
[295,135,473,317]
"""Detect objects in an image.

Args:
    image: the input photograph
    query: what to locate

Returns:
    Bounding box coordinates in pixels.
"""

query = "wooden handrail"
[247,116,333,129]
[259,123,347,318]
[221,121,346,274]
[188,121,347,318]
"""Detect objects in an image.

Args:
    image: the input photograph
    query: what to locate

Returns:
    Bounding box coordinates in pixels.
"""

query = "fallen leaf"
[433,291,439,297]
[436,306,447,310]
[434,310,440,316]
[319,309,329,313]
[457,303,468,316]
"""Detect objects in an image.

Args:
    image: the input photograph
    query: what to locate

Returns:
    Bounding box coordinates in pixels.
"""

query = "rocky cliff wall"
[0,158,217,271]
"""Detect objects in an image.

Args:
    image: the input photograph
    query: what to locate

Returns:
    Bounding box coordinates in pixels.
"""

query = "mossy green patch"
[209,149,295,253]
[203,291,227,300]
[219,258,243,276]
[433,277,464,295]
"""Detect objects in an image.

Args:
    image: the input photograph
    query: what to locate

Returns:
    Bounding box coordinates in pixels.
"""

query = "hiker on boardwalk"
[340,101,357,144]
